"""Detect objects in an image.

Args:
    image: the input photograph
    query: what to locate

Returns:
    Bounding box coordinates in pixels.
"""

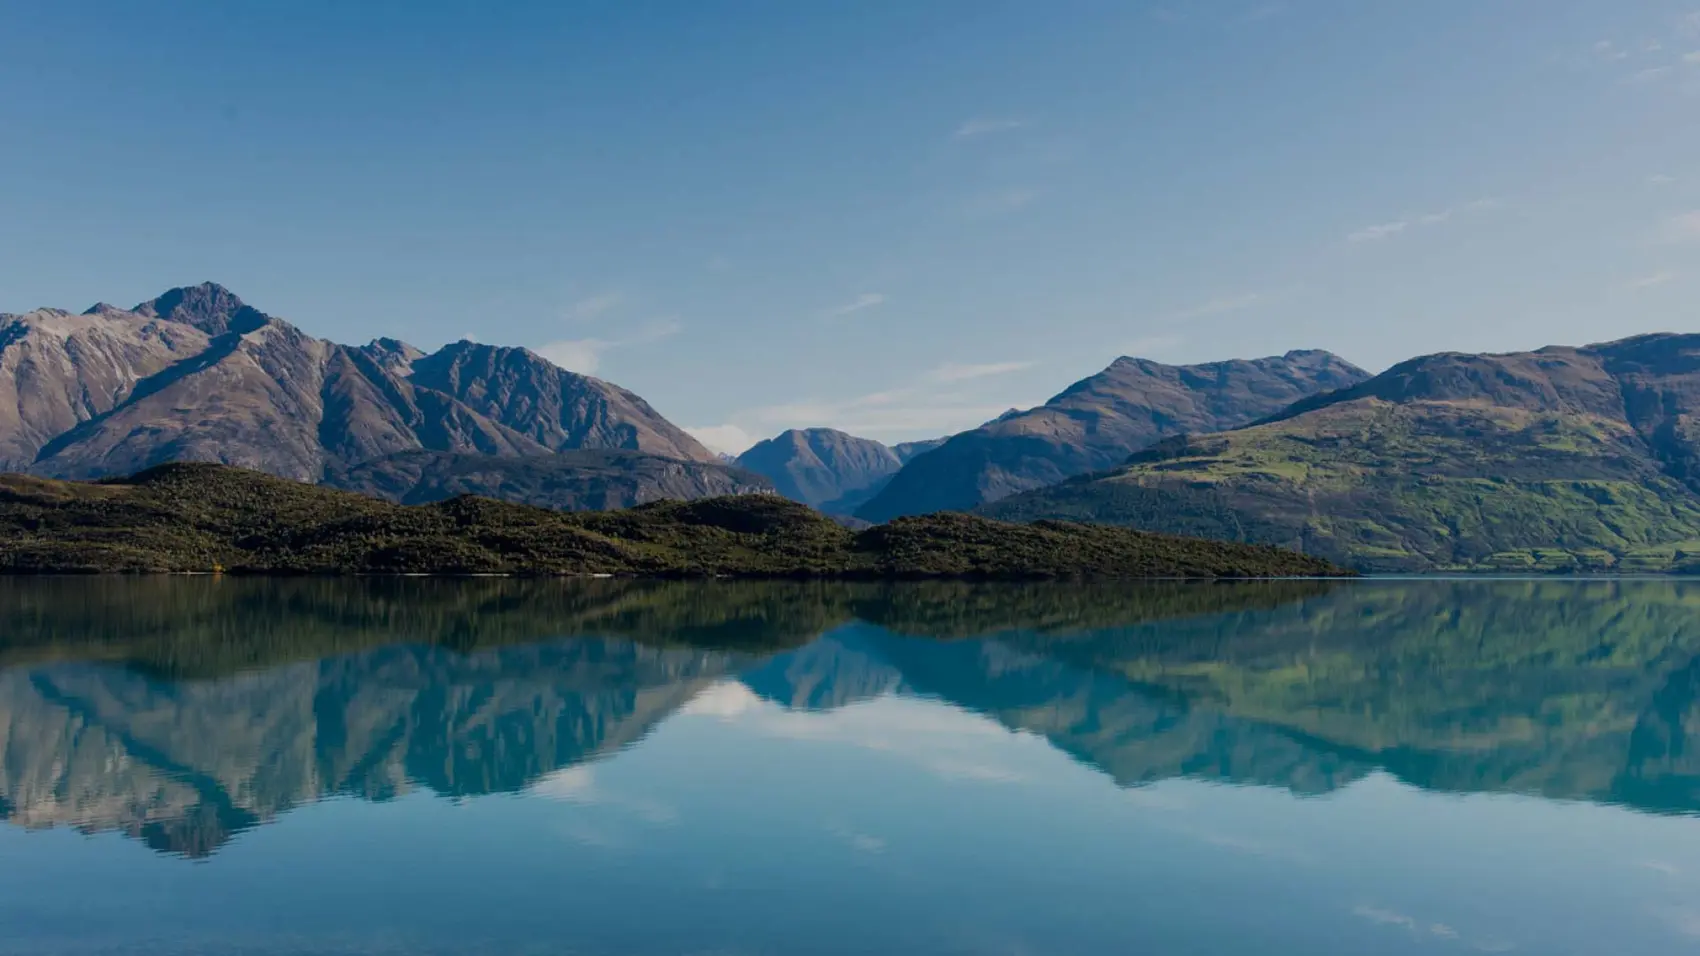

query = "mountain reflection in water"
[2,576,1699,859]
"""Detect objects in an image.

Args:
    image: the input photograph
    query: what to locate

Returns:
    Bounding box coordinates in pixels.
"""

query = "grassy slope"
[0,463,1344,578]
[984,399,1700,571]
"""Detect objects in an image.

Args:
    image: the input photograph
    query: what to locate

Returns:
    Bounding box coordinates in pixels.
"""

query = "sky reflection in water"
[0,577,1697,955]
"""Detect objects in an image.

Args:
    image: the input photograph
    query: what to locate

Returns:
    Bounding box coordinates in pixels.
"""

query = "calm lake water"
[2,577,1699,955]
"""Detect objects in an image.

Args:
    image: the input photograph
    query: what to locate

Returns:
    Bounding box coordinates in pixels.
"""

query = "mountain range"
[0,283,741,508]
[984,334,1700,571]
[9,282,1700,572]
[853,349,1370,521]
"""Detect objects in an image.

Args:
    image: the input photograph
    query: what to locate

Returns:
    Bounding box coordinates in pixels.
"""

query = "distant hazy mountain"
[892,438,946,463]
[326,449,772,510]
[984,334,1700,571]
[856,350,1369,521]
[734,427,915,513]
[0,283,715,484]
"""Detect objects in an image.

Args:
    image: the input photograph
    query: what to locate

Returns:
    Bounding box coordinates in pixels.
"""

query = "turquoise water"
[1,577,1698,955]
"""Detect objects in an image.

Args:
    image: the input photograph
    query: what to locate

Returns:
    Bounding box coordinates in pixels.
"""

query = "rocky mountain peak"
[133,283,269,337]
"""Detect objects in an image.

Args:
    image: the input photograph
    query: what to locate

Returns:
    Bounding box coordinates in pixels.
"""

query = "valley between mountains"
[5,282,1700,572]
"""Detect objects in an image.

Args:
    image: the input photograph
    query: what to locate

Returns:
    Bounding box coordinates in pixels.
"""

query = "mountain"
[0,307,212,471]
[0,462,1346,577]
[734,428,903,511]
[855,349,1370,521]
[893,438,946,462]
[406,340,711,461]
[325,449,772,509]
[983,334,1700,572]
[734,429,954,514]
[0,283,713,483]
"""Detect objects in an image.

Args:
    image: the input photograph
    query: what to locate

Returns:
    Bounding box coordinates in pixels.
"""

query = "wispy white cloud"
[1627,271,1678,290]
[1352,906,1417,931]
[685,424,759,456]
[535,318,681,374]
[1160,291,1273,323]
[1595,40,1630,62]
[825,293,887,318]
[565,292,623,322]
[1124,333,1186,358]
[966,188,1041,216]
[826,821,889,854]
[926,361,1034,383]
[1626,65,1675,84]
[1686,51,1700,64]
[1348,220,1411,243]
[1667,210,1700,241]
[535,338,611,373]
[953,117,1026,140]
[706,356,1041,442]
[1649,904,1700,940]
[1348,198,1503,243]
[1650,173,1678,186]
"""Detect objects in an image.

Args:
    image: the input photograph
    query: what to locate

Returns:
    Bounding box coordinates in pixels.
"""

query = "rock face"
[325,449,773,510]
[0,308,212,471]
[983,334,1700,572]
[408,342,711,460]
[734,429,904,511]
[856,350,1370,521]
[0,283,715,483]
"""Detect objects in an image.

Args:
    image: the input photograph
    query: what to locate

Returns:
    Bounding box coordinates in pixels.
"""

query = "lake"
[1,577,1698,955]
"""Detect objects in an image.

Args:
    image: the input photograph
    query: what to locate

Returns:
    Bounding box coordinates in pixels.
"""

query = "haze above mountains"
[5,282,1700,572]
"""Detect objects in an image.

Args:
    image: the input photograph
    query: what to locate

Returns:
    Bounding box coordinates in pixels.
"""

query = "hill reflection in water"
[2,576,1699,859]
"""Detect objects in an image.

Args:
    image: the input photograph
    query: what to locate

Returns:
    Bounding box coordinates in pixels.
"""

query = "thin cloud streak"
[536,318,681,374]
[966,188,1040,216]
[1159,291,1271,323]
[953,117,1026,140]
[685,424,758,456]
[1627,271,1677,290]
[704,357,1041,443]
[565,292,622,322]
[826,293,887,318]
[927,361,1034,383]
[1670,210,1700,241]
[1626,66,1674,84]
[1124,333,1185,358]
[1348,198,1504,243]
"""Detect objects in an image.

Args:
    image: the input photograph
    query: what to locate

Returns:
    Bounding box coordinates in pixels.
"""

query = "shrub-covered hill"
[0,463,1346,578]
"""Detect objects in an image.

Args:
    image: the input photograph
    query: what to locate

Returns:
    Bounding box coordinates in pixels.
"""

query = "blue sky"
[3,2,1698,452]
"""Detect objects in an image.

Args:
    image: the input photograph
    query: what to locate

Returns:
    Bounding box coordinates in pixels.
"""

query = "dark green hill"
[985,335,1700,572]
[0,463,1343,578]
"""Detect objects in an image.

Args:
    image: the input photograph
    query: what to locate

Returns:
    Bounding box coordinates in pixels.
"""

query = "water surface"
[2,577,1698,955]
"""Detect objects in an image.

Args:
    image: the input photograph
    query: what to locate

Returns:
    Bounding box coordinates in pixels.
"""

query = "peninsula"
[0,463,1344,579]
